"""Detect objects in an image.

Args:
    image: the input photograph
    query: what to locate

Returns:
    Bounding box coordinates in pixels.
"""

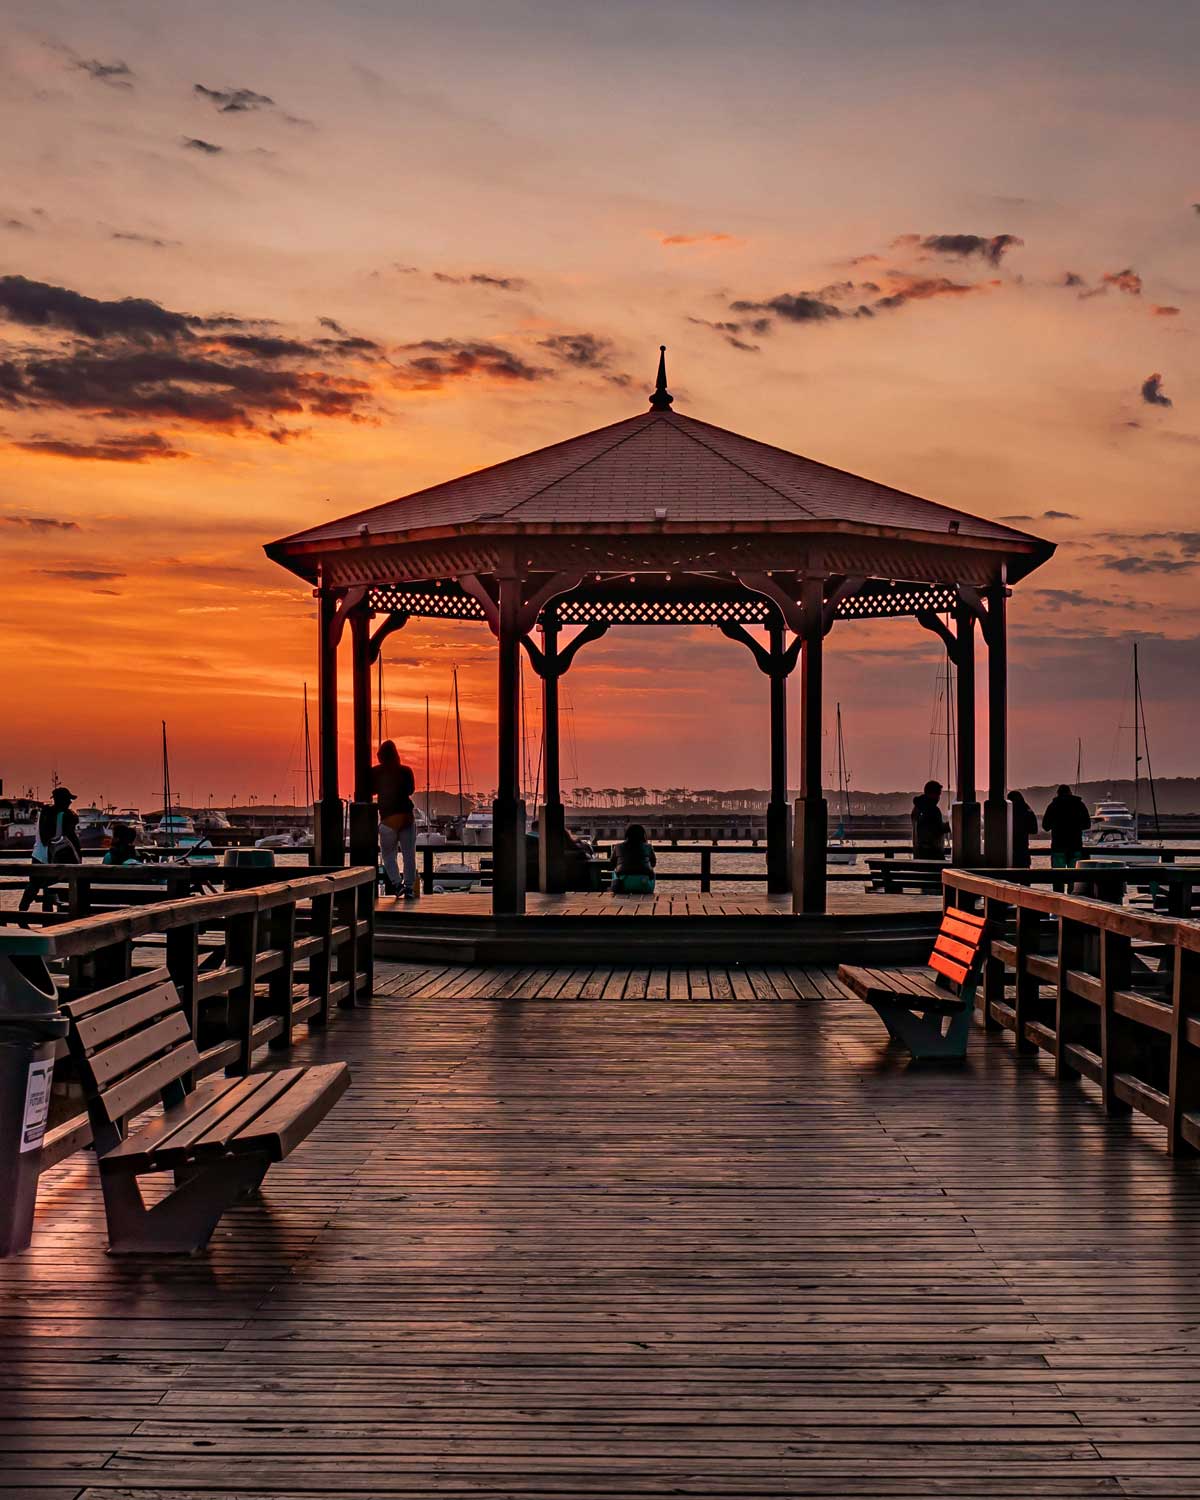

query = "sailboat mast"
[1133,643,1140,831]
[376,655,383,746]
[453,667,464,819]
[425,695,431,826]
[161,721,172,837]
[302,683,314,807]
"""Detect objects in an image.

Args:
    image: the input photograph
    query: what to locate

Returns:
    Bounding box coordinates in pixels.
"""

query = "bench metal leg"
[101,1152,271,1255]
[866,1001,972,1063]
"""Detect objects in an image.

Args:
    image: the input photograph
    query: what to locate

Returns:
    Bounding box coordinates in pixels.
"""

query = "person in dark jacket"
[911,780,947,860]
[1042,784,1091,868]
[1008,790,1039,868]
[372,740,417,897]
[611,823,657,895]
[19,786,81,911]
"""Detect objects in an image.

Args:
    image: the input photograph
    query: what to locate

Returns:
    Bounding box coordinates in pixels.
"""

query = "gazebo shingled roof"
[266,408,1051,584]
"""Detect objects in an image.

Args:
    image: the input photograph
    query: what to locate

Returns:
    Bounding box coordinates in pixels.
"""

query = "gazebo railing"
[943,867,1200,1154]
[1,866,375,1174]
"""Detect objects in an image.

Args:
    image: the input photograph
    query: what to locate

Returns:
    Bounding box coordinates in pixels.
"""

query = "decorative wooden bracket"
[822,575,866,636]
[739,572,806,634]
[460,574,500,634]
[916,609,960,663]
[369,611,409,663]
[327,586,368,647]
[720,620,802,678]
[521,621,609,679]
[955,583,1008,647]
[517,573,584,635]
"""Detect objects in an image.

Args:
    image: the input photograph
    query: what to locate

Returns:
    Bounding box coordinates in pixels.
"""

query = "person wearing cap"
[18,786,82,912]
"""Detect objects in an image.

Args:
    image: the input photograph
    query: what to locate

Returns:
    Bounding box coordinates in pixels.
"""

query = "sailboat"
[827,703,858,865]
[416,694,447,848]
[154,723,215,862]
[1084,644,1162,860]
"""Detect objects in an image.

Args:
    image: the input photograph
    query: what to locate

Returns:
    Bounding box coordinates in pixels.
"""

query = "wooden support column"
[952,601,981,865]
[315,587,344,866]
[766,618,791,896]
[538,608,565,894]
[492,572,526,915]
[793,576,827,914]
[347,601,377,868]
[983,579,1011,867]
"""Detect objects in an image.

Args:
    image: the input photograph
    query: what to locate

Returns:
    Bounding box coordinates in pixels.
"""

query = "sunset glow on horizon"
[3,0,1198,808]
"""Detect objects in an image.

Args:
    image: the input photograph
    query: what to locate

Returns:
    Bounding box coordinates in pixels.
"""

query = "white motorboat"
[428,861,488,893]
[255,827,308,850]
[460,811,493,847]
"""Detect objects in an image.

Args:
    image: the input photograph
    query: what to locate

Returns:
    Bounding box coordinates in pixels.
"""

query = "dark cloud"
[112,232,179,249]
[0,514,79,532]
[1036,588,1105,610]
[898,232,1022,264]
[998,513,1033,521]
[873,274,978,310]
[14,432,185,462]
[1042,509,1079,520]
[181,137,223,155]
[38,568,125,582]
[0,274,193,342]
[1062,272,1086,288]
[1100,554,1193,574]
[732,291,849,323]
[537,333,614,369]
[1141,372,1173,408]
[393,340,548,388]
[73,58,133,88]
[658,232,740,247]
[687,316,763,352]
[432,271,528,292]
[0,275,380,438]
[194,84,274,114]
[319,316,348,335]
[1153,305,1181,317]
[3,218,33,233]
[1103,268,1142,296]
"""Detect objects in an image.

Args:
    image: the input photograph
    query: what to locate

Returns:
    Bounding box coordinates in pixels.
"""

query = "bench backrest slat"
[63,968,198,1128]
[927,907,987,995]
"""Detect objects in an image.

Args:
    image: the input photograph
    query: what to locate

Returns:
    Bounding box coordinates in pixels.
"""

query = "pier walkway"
[8,960,1200,1497]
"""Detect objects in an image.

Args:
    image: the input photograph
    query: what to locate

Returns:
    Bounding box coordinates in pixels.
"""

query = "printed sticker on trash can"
[20,1059,54,1153]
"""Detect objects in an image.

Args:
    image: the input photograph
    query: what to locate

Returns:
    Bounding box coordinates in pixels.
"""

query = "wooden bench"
[63,966,350,1254]
[865,857,947,895]
[837,906,987,1061]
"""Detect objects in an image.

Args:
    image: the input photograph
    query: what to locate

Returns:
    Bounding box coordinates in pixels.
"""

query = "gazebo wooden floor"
[375,889,944,967]
[8,961,1200,1497]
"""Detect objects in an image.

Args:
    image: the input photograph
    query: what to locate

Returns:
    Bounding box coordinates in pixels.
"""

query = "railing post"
[1054,917,1086,1081]
[358,873,375,1001]
[166,923,200,1085]
[1013,906,1040,1055]
[700,848,712,894]
[308,888,335,1026]
[267,901,297,1052]
[1100,929,1133,1117]
[982,895,1006,1031]
[335,884,358,1008]
[224,910,259,1076]
[422,846,434,895]
[1167,940,1200,1155]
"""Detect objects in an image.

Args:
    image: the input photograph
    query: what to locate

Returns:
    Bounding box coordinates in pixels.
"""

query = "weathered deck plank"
[7,961,1200,1496]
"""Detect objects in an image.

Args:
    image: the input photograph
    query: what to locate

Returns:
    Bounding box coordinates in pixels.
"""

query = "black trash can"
[0,936,67,1256]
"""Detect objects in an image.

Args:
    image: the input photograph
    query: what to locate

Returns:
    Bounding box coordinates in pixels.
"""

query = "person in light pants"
[373,740,418,898]
[379,818,417,897]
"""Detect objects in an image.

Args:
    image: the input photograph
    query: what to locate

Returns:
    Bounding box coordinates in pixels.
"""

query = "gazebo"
[265,351,1054,917]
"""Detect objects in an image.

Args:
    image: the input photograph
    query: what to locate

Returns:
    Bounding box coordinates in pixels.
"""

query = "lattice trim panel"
[369,578,959,626]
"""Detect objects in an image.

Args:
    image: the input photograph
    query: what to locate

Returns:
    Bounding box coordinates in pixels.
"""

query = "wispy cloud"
[658,231,741,248]
[1102,267,1143,296]
[181,137,223,155]
[194,84,273,114]
[14,433,186,462]
[1141,372,1173,407]
[0,513,80,532]
[432,271,528,292]
[392,339,549,389]
[72,58,133,89]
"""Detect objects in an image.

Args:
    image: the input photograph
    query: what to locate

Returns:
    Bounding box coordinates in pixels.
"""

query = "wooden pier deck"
[8,960,1200,1497]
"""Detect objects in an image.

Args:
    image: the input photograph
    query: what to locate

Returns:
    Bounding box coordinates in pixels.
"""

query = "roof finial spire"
[648,344,673,410]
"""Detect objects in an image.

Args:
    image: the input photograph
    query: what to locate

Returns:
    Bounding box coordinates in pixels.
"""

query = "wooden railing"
[944,867,1200,1155]
[3,866,376,1174]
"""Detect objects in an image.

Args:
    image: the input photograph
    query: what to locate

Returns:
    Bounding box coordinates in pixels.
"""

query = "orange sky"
[2,1,1199,807]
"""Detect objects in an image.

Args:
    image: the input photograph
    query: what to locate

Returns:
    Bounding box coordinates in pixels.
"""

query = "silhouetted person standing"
[19,786,82,912]
[1008,790,1039,868]
[911,780,947,860]
[373,740,417,897]
[1042,784,1091,868]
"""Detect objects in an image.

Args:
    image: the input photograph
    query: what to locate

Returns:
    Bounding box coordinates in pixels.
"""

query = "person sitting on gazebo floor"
[611,823,657,896]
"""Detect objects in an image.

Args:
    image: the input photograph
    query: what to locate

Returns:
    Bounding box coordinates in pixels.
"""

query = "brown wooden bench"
[63,966,349,1254]
[837,905,987,1061]
[866,857,947,895]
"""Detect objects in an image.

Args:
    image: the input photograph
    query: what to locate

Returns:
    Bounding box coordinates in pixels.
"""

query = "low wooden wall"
[945,867,1200,1154]
[4,866,376,1174]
